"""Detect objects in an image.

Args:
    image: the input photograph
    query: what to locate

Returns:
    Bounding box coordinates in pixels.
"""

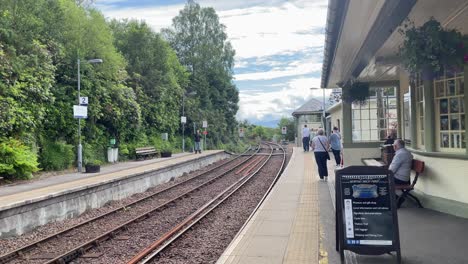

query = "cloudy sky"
[95,0,329,126]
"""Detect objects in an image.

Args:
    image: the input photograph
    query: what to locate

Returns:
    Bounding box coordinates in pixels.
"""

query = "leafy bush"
[83,143,105,165]
[39,141,75,171]
[0,139,40,180]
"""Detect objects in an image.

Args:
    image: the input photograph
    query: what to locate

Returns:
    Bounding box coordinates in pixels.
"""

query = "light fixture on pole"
[310,87,326,129]
[181,91,197,152]
[77,58,103,173]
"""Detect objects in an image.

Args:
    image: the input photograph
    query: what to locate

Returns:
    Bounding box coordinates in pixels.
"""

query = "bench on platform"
[135,147,158,160]
[395,159,425,208]
[362,158,425,208]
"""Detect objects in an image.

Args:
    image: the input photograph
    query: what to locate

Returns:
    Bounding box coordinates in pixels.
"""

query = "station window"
[434,70,465,151]
[352,87,398,142]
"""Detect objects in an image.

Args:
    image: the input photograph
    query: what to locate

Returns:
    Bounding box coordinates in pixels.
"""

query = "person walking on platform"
[194,130,202,154]
[302,125,310,152]
[311,129,329,181]
[329,126,342,166]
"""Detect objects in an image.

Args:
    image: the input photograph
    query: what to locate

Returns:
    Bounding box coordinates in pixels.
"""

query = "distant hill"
[252,119,280,128]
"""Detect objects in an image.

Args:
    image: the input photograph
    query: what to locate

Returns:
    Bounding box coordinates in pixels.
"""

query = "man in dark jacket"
[194,130,202,154]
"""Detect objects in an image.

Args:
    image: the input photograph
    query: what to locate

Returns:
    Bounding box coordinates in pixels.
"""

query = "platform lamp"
[310,87,326,130]
[77,58,103,173]
[182,91,197,152]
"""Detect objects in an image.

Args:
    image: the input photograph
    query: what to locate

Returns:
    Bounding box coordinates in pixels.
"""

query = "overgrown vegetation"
[0,0,240,180]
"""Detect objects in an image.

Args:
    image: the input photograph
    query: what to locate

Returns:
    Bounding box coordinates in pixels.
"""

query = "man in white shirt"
[389,139,413,185]
[302,125,310,152]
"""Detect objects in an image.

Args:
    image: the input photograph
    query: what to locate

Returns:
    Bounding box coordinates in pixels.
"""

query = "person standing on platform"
[194,130,202,154]
[311,129,329,181]
[329,126,342,166]
[302,125,310,152]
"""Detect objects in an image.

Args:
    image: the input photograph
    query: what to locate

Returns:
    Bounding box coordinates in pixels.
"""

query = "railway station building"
[292,98,324,147]
[322,0,468,217]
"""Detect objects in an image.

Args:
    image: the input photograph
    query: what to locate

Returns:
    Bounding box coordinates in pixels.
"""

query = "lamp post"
[77,58,103,173]
[310,87,326,129]
[181,91,197,152]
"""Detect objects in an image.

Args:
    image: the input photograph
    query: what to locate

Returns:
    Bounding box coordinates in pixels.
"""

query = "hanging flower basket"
[399,18,467,79]
[342,82,370,105]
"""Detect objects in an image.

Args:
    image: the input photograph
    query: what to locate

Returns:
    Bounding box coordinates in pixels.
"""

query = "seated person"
[388,139,413,185]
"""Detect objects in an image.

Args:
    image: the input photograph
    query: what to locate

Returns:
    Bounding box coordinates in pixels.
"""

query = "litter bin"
[108,148,119,163]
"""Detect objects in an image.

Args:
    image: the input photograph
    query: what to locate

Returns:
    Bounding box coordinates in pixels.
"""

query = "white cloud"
[235,61,322,81]
[236,77,328,121]
[95,0,329,123]
[220,2,327,58]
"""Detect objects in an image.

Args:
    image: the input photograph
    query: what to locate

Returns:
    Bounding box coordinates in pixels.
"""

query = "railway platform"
[218,147,319,264]
[218,147,468,264]
[0,150,228,237]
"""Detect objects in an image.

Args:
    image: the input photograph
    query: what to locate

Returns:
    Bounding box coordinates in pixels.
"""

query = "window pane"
[352,110,360,119]
[448,79,456,96]
[353,120,361,129]
[360,109,369,119]
[461,98,465,114]
[362,119,370,130]
[370,130,379,140]
[361,131,371,141]
[435,81,445,97]
[461,114,465,130]
[457,78,464,95]
[370,119,378,129]
[451,133,461,148]
[450,115,460,130]
[440,99,448,114]
[352,130,361,141]
[450,98,459,113]
[440,133,449,148]
[440,116,449,131]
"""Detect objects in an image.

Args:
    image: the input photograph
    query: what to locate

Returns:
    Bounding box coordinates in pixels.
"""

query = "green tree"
[277,117,295,141]
[163,0,239,146]
[109,20,188,138]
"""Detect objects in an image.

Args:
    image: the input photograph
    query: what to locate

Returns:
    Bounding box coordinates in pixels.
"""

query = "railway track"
[0,146,260,264]
[126,142,286,264]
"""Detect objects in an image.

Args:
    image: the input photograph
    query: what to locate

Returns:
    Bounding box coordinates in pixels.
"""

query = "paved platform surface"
[217,149,468,264]
[0,150,223,210]
[320,161,468,264]
[218,148,320,264]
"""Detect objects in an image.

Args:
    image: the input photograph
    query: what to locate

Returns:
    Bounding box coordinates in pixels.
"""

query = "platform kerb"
[0,151,229,238]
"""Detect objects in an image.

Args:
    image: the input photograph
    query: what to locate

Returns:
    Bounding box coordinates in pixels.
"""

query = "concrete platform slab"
[217,148,320,264]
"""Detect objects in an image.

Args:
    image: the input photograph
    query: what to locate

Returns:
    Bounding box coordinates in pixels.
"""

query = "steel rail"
[38,146,261,264]
[0,146,255,264]
[127,143,283,264]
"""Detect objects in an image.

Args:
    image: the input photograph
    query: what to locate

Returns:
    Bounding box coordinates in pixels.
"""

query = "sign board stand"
[335,166,401,263]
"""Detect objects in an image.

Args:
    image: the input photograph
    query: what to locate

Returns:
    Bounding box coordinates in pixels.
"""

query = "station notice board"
[335,166,401,263]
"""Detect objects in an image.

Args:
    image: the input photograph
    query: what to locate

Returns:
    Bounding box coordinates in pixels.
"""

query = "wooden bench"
[135,147,158,160]
[395,159,425,208]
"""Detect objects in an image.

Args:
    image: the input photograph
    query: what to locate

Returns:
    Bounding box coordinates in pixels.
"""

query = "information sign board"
[181,116,186,124]
[335,166,401,263]
[203,121,208,128]
[73,105,88,119]
[282,126,287,135]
